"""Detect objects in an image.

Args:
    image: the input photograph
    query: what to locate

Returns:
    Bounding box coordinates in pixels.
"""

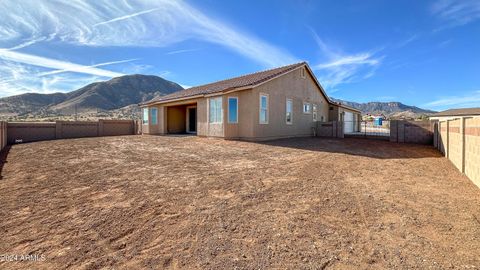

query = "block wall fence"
[0,121,7,152]
[5,119,140,145]
[316,121,344,138]
[434,117,480,188]
[390,120,433,144]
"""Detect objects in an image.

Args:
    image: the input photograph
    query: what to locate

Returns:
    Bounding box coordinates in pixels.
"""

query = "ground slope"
[0,136,479,269]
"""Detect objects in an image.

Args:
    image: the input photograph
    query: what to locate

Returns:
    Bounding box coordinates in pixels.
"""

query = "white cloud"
[431,0,480,27]
[424,90,480,110]
[37,59,137,77]
[0,49,125,78]
[0,61,101,97]
[0,0,296,68]
[0,50,133,96]
[309,29,382,89]
[166,48,200,55]
[93,8,160,27]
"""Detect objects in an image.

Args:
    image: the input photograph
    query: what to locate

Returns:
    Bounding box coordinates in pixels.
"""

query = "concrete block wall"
[447,119,463,171]
[435,116,480,188]
[0,121,7,152]
[7,120,137,144]
[390,120,433,144]
[316,121,344,138]
[464,117,480,187]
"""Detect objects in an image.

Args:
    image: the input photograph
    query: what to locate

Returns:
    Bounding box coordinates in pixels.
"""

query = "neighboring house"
[429,108,480,121]
[140,62,361,141]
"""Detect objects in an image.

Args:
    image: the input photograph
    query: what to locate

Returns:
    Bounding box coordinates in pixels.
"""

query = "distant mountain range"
[0,74,435,121]
[331,98,436,119]
[0,75,183,120]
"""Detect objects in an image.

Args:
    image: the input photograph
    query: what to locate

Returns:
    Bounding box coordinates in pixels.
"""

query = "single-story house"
[429,108,480,121]
[140,62,361,141]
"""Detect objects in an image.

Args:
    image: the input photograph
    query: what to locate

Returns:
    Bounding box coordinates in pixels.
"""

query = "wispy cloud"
[37,59,137,77]
[93,8,160,27]
[0,49,132,97]
[431,0,480,27]
[396,34,420,48]
[309,29,382,89]
[424,90,480,109]
[0,49,125,78]
[166,48,200,55]
[0,0,295,68]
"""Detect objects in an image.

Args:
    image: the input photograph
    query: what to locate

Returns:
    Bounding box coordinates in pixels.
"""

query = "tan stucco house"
[429,108,480,121]
[140,62,361,141]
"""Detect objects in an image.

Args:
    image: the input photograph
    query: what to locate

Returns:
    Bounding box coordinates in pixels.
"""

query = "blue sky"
[0,0,479,111]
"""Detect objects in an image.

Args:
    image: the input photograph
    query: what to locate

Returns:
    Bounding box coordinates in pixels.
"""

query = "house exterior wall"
[224,66,329,140]
[141,66,361,141]
[167,106,187,133]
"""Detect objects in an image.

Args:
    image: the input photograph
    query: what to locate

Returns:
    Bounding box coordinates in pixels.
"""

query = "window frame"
[150,107,158,125]
[301,67,306,78]
[303,102,311,114]
[286,98,293,125]
[208,96,223,124]
[312,104,318,122]
[142,107,149,125]
[259,93,269,124]
[227,96,238,124]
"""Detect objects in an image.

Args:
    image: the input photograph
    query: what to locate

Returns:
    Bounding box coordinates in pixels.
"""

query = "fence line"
[390,120,433,145]
[6,119,141,144]
[0,121,7,152]
[434,117,480,188]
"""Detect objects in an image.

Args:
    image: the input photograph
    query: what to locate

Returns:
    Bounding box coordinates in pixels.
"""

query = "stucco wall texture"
[435,117,480,188]
[143,67,360,141]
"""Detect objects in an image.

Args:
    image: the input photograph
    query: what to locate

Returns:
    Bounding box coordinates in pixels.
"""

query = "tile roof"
[144,62,306,104]
[433,107,480,117]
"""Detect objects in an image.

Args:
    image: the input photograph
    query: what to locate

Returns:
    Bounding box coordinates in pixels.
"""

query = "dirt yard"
[0,136,479,269]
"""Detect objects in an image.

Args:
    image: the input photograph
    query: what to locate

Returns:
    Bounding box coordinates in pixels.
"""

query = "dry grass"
[0,136,479,269]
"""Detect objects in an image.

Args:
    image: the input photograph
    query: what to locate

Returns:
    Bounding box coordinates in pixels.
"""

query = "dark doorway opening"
[187,107,197,134]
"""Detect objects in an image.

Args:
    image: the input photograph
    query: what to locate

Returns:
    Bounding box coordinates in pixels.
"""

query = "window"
[312,104,318,122]
[303,102,311,114]
[259,93,268,124]
[286,98,293,125]
[150,107,158,125]
[142,107,149,124]
[301,67,306,78]
[209,97,223,123]
[228,97,238,123]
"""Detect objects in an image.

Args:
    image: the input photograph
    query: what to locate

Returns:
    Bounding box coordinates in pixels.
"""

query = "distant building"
[429,108,480,121]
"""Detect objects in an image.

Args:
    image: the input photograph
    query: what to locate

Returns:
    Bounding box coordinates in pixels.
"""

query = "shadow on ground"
[257,137,441,159]
[0,145,11,180]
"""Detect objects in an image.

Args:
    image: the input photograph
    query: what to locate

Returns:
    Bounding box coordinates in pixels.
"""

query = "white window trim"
[150,107,158,125]
[303,102,311,114]
[259,93,269,124]
[142,107,149,125]
[228,96,238,124]
[208,97,223,124]
[312,104,318,122]
[286,98,293,125]
[301,67,306,78]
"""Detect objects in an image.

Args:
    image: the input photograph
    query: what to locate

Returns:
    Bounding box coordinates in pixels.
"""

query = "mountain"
[0,75,183,119]
[331,98,436,119]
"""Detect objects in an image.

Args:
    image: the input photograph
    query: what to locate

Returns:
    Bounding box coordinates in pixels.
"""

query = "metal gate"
[343,120,390,139]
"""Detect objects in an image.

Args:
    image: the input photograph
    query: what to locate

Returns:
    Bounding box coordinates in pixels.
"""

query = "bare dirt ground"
[0,136,479,269]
